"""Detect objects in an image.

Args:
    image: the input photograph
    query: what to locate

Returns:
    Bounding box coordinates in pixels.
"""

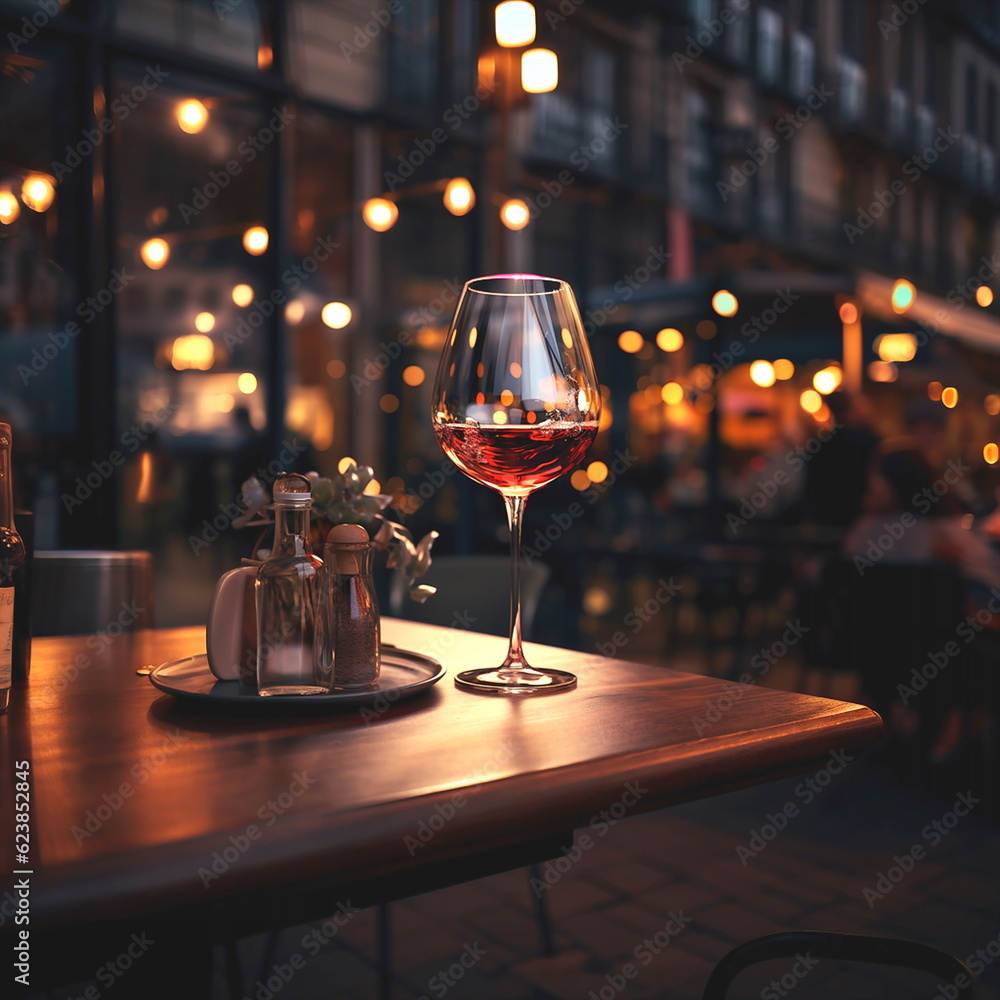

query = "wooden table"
[1,621,882,992]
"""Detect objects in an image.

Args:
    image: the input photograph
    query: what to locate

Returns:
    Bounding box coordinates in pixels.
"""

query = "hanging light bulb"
[362,198,398,232]
[443,178,475,216]
[321,302,352,329]
[521,48,558,93]
[242,226,269,255]
[176,99,209,134]
[500,198,530,230]
[0,189,19,224]
[495,1,535,46]
[140,238,170,269]
[20,173,55,212]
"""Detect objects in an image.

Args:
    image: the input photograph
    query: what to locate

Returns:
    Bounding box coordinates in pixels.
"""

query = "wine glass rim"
[464,274,567,296]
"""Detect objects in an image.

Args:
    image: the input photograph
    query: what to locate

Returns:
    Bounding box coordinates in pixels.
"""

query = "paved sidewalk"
[220,751,1000,999]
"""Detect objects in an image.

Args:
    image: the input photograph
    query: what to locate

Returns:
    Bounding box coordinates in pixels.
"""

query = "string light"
[362,198,398,232]
[500,198,529,230]
[20,173,55,212]
[521,48,558,93]
[443,178,475,216]
[176,99,209,134]
[140,238,169,269]
[321,302,352,329]
[242,226,269,255]
[0,189,19,223]
[495,1,536,46]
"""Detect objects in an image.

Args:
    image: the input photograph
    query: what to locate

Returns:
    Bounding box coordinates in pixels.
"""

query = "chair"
[31,550,154,637]
[701,930,988,999]
[389,554,550,639]
[817,559,966,730]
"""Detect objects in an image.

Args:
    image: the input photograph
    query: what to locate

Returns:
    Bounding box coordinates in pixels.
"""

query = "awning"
[855,268,1000,355]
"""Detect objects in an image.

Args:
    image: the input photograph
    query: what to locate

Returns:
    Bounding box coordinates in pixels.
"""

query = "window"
[387,0,439,121]
[964,65,980,183]
[837,2,866,122]
[840,0,864,60]
[756,6,783,85]
[685,86,718,214]
[531,36,620,178]
[115,0,264,71]
[790,31,814,98]
[987,81,998,149]
[966,64,979,136]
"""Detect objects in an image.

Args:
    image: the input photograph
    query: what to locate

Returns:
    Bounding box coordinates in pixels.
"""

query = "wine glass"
[431,275,600,694]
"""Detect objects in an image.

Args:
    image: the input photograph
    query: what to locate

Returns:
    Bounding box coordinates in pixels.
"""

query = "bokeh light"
[242,226,269,255]
[661,382,684,405]
[618,330,644,354]
[711,290,738,317]
[891,278,916,313]
[656,328,684,352]
[20,173,55,212]
[232,284,254,307]
[321,302,352,329]
[500,198,530,230]
[749,361,776,388]
[403,365,426,387]
[176,99,208,133]
[140,238,169,269]
[363,198,398,232]
[587,461,608,483]
[800,389,823,414]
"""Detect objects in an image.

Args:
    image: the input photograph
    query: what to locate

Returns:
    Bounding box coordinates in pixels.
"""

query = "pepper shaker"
[324,523,380,690]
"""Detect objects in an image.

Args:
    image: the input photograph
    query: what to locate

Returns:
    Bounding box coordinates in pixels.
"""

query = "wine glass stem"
[500,492,540,679]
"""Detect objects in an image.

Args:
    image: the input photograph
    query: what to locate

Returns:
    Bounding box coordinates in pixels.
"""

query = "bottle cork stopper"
[326,523,369,575]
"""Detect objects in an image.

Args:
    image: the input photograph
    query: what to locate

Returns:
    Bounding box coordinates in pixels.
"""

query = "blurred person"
[803,391,880,527]
[888,398,978,510]
[843,448,1000,760]
[844,448,999,595]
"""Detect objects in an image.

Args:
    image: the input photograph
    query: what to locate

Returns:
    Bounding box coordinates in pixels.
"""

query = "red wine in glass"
[431,274,601,695]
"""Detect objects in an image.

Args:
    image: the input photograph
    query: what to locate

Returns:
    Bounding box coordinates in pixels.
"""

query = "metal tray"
[148,644,444,708]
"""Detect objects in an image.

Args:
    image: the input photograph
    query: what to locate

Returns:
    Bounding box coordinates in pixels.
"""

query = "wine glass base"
[455,667,577,696]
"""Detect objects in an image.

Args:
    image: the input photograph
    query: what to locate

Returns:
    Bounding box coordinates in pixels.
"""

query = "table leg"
[377,902,393,1000]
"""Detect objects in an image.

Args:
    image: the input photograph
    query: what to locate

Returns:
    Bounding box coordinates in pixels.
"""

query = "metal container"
[31,551,154,638]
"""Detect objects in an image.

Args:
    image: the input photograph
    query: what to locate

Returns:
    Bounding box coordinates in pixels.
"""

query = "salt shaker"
[323,523,380,690]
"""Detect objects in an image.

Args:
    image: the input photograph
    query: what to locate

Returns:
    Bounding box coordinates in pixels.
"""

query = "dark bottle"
[323,523,380,690]
[0,424,27,714]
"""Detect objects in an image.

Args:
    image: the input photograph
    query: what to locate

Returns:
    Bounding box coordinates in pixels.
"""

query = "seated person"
[844,448,1000,601]
[843,448,999,760]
